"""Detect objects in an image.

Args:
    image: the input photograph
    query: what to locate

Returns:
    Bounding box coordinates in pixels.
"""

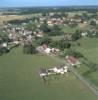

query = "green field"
[0,48,97,100]
[51,35,64,41]
[61,25,79,33]
[74,37,98,88]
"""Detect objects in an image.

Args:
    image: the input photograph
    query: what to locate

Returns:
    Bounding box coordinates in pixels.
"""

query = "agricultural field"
[61,23,93,33]
[0,15,26,25]
[0,47,97,100]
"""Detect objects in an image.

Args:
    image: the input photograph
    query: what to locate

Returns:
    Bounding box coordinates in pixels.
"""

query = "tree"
[26,22,37,31]
[0,47,10,56]
[36,36,52,45]
[42,12,47,17]
[48,25,63,36]
[82,13,89,20]
[68,22,78,28]
[49,39,71,50]
[59,40,71,50]
[23,43,36,54]
[64,49,83,58]
[71,30,82,41]
[65,13,68,18]
[90,20,96,26]
[40,23,51,33]
[51,13,62,18]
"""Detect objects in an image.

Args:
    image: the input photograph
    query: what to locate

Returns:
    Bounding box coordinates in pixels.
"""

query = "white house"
[48,65,69,75]
[81,32,88,37]
[44,48,51,54]
[13,41,19,45]
[2,43,7,48]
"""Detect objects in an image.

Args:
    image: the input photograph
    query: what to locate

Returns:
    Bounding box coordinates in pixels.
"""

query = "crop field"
[0,47,97,100]
[0,15,26,25]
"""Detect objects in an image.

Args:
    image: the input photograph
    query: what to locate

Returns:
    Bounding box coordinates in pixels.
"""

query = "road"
[37,46,98,96]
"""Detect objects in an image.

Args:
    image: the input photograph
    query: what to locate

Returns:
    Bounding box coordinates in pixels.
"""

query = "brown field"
[0,15,26,25]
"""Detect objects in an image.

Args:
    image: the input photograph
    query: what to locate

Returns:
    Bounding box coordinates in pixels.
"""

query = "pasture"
[75,37,98,88]
[0,48,97,100]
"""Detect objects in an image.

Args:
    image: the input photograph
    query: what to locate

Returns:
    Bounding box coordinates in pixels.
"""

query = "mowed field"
[0,48,97,100]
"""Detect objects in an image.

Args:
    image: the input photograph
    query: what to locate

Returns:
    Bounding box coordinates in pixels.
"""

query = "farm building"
[48,65,69,75]
[66,56,80,66]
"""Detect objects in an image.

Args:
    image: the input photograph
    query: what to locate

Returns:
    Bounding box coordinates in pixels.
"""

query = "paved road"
[37,47,98,96]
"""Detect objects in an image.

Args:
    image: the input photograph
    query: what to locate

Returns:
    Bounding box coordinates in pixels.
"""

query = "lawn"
[0,48,97,100]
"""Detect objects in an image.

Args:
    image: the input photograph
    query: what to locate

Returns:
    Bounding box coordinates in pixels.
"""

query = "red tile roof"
[67,56,78,64]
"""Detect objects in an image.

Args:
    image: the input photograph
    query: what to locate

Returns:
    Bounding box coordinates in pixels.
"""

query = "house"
[38,64,69,78]
[36,32,44,38]
[51,48,60,53]
[44,48,51,54]
[42,44,48,50]
[27,35,32,42]
[13,41,20,45]
[81,32,88,37]
[34,30,44,38]
[54,66,65,74]
[47,20,53,26]
[83,21,87,24]
[66,56,80,66]
[42,44,51,54]
[48,65,69,75]
[2,42,8,48]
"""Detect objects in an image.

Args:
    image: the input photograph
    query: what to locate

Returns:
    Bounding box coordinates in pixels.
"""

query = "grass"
[0,47,97,100]
[51,35,64,41]
[73,37,98,87]
[61,25,79,33]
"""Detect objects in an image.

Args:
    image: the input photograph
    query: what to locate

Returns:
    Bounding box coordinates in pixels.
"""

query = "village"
[0,10,98,53]
[0,9,98,79]
[0,12,84,71]
[0,6,98,100]
[0,23,81,80]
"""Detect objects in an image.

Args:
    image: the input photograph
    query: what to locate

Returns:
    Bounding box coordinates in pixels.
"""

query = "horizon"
[0,5,98,9]
[0,0,98,8]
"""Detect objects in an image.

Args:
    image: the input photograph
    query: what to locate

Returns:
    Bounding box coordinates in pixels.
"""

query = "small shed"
[39,68,48,77]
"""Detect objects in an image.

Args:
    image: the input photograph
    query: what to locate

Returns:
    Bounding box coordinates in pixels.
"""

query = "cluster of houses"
[37,44,60,54]
[39,55,81,79]
[39,65,69,78]
[81,29,98,37]
[46,17,87,27]
[0,23,45,50]
[47,18,63,26]
[1,12,97,50]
